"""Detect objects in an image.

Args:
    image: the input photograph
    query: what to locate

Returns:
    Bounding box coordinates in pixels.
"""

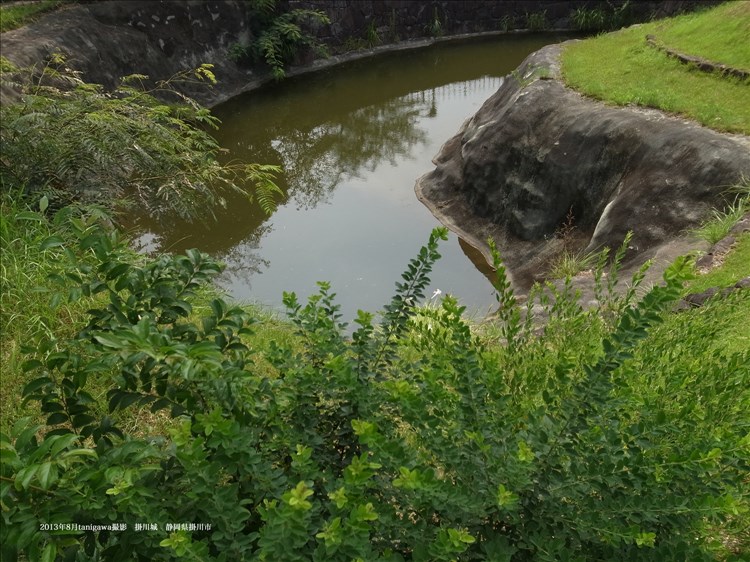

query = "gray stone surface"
[0,1,256,107]
[416,42,750,290]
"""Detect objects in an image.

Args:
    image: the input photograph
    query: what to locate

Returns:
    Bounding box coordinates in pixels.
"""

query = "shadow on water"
[128,33,573,319]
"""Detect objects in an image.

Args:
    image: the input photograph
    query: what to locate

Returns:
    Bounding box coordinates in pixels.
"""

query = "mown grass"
[0,0,63,33]
[561,2,750,135]
[655,1,750,71]
[689,232,750,295]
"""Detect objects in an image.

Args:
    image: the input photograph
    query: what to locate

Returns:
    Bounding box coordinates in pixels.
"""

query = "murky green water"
[132,34,569,322]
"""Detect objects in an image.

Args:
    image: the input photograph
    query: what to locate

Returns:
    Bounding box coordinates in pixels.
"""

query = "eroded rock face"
[417,42,750,288]
[0,0,255,106]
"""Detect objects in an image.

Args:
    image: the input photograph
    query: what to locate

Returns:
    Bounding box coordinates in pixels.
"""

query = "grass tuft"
[547,248,598,279]
[691,179,750,244]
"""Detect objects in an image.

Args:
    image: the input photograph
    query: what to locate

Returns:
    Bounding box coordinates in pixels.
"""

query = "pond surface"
[132,34,569,322]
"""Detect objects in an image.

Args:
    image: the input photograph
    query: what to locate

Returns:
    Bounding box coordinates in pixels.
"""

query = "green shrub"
[0,195,115,432]
[0,56,282,220]
[524,10,548,31]
[229,1,329,79]
[1,218,747,560]
[365,22,381,48]
[571,5,608,31]
[498,14,514,33]
[571,1,634,32]
[426,7,444,37]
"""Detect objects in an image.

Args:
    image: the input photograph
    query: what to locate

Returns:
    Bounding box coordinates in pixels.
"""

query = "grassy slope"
[689,232,750,294]
[561,2,750,135]
[0,0,62,33]
[656,1,750,70]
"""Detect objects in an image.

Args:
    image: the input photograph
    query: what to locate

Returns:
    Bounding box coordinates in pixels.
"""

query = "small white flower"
[431,289,442,300]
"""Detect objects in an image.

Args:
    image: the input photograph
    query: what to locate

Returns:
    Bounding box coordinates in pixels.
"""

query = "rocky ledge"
[0,0,256,107]
[416,42,750,291]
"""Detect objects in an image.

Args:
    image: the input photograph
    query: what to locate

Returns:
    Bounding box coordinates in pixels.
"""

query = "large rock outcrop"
[416,42,750,289]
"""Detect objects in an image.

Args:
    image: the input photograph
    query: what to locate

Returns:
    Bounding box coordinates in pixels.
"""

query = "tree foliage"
[229,0,330,79]
[1,214,747,561]
[0,55,282,220]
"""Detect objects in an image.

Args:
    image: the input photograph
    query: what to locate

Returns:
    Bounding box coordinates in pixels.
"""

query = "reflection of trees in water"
[266,95,430,209]
[126,216,273,295]
[214,231,272,289]
[128,73,496,258]
[124,201,273,265]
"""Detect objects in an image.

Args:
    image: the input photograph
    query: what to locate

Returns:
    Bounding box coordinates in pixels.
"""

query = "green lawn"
[688,232,750,294]
[655,1,750,71]
[0,0,63,33]
[561,2,750,135]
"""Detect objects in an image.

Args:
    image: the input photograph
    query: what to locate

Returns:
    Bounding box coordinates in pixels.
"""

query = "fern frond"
[246,163,283,214]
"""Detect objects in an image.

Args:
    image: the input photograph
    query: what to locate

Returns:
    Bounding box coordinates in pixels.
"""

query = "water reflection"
[129,35,570,319]
[268,95,429,210]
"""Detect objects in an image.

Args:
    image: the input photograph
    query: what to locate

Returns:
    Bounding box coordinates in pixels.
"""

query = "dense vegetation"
[1,197,748,560]
[562,2,750,135]
[1,2,749,561]
[0,56,282,219]
[227,0,330,79]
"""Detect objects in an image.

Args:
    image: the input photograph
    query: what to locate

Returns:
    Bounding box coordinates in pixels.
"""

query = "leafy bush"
[1,216,747,561]
[498,14,515,33]
[0,56,282,220]
[571,1,633,32]
[571,5,608,32]
[524,10,548,32]
[365,22,381,48]
[425,7,444,37]
[0,195,118,432]
[229,1,329,79]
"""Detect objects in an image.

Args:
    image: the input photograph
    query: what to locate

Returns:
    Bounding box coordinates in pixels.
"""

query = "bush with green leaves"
[570,1,634,32]
[1,216,748,561]
[0,55,282,220]
[229,0,330,80]
[524,10,549,32]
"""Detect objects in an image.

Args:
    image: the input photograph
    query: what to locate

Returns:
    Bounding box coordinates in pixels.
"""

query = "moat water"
[132,34,570,322]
